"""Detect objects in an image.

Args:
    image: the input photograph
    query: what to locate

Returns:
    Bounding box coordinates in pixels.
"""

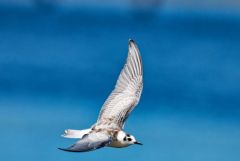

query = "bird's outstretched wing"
[58,132,112,152]
[96,40,143,130]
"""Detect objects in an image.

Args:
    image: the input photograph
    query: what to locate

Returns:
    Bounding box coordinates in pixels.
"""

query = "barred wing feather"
[96,40,143,129]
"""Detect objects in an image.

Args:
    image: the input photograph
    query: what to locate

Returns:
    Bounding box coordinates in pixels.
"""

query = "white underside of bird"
[59,39,143,152]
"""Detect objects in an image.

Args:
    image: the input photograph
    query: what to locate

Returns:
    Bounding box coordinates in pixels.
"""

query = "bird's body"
[108,131,140,148]
[59,39,143,152]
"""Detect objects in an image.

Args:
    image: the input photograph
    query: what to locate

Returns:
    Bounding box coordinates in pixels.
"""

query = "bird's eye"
[123,137,127,141]
[128,138,132,141]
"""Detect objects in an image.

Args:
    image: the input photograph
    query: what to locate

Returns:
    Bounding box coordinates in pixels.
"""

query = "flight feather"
[96,40,143,129]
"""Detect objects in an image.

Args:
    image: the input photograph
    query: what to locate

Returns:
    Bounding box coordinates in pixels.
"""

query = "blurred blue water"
[0,6,240,161]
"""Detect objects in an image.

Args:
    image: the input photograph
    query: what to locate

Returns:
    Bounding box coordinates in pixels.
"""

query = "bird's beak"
[134,141,143,145]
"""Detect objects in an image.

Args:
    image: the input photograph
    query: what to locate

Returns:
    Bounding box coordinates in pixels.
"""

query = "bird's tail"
[61,128,91,139]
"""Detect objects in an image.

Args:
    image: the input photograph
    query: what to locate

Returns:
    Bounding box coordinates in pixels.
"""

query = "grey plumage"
[59,132,112,152]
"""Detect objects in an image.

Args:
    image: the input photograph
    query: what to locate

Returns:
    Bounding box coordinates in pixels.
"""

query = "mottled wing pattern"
[96,40,143,129]
[58,132,112,152]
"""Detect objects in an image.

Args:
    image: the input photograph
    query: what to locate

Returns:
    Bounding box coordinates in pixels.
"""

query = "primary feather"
[59,132,112,152]
[96,40,143,129]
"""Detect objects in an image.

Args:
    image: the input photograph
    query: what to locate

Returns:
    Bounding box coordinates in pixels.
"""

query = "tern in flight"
[59,39,143,152]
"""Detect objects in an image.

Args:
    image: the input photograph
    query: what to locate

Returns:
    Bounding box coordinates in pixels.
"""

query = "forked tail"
[61,128,91,139]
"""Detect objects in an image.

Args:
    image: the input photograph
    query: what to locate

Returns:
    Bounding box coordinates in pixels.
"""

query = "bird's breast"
[107,140,129,148]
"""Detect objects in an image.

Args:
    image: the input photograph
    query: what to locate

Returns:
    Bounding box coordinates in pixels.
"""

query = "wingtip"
[129,39,138,50]
[58,147,91,153]
[58,147,67,151]
[129,38,134,42]
[58,147,76,152]
[128,39,135,45]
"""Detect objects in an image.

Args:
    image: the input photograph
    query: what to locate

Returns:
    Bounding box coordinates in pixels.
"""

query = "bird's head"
[117,131,143,146]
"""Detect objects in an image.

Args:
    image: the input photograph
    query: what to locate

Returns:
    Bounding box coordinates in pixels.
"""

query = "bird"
[59,39,143,152]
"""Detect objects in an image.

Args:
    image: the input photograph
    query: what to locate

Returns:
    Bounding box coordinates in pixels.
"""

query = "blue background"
[0,1,240,161]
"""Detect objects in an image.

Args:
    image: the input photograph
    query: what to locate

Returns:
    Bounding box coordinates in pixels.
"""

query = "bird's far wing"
[96,40,143,129]
[58,132,112,152]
